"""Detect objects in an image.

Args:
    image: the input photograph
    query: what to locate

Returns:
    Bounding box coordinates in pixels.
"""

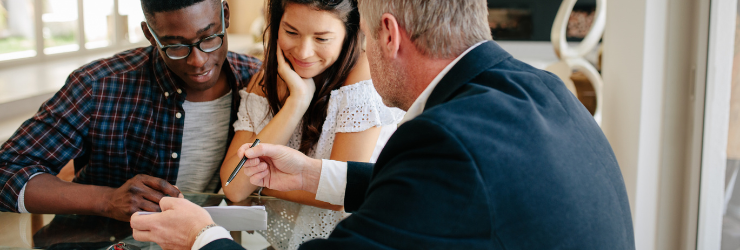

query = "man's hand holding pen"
[237,143,323,194]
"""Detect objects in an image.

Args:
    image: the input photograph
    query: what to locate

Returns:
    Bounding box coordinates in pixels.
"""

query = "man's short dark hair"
[141,0,218,19]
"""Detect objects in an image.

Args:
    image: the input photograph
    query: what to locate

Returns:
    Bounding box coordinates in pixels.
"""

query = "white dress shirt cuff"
[191,226,233,250]
[315,159,348,206]
[18,173,44,213]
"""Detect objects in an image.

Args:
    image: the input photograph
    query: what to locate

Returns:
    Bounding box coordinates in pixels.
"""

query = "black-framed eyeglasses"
[146,2,226,60]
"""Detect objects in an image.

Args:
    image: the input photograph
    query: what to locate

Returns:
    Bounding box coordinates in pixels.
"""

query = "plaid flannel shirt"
[0,46,261,212]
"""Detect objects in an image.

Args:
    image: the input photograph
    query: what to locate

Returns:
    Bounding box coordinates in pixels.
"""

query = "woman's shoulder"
[334,52,380,97]
[241,70,267,99]
[342,51,371,87]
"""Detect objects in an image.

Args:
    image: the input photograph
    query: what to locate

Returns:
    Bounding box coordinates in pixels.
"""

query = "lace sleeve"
[328,80,405,134]
[233,89,272,133]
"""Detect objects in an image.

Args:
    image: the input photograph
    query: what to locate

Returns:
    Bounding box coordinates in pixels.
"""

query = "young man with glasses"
[0,0,261,222]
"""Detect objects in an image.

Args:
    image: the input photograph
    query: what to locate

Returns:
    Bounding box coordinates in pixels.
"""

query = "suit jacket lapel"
[424,41,512,111]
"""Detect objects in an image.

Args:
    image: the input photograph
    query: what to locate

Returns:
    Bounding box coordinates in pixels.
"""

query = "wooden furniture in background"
[571,71,597,115]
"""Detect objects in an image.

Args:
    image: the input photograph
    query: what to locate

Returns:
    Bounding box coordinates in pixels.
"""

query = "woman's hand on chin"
[277,45,316,107]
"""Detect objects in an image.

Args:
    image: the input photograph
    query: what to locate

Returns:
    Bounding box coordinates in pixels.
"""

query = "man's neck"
[184,67,230,102]
[391,33,456,110]
[398,56,455,110]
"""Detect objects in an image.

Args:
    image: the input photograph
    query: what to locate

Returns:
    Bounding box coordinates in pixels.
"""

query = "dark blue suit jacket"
[202,41,635,249]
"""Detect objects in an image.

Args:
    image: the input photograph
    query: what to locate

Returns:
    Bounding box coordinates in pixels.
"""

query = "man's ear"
[378,13,401,59]
[223,0,231,29]
[141,21,157,48]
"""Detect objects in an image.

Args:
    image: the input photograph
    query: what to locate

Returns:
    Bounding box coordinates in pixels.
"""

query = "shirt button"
[172,152,178,159]
[176,112,182,119]
[164,92,169,97]
[177,89,182,94]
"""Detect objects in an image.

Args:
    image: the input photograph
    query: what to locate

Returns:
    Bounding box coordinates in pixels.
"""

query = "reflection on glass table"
[0,192,276,250]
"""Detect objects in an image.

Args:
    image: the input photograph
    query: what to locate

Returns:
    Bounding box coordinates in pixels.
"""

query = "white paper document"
[203,206,267,231]
[138,206,267,231]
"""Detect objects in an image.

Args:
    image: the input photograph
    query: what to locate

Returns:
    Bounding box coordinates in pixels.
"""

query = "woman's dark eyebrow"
[283,21,334,35]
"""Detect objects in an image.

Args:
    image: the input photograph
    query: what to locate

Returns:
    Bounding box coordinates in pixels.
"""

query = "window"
[721,2,740,248]
[118,0,145,44]
[0,0,148,62]
[82,0,114,49]
[694,0,740,248]
[42,0,79,54]
[0,0,36,61]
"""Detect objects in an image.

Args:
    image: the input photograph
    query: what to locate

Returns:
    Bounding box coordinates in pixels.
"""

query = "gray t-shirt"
[176,91,232,193]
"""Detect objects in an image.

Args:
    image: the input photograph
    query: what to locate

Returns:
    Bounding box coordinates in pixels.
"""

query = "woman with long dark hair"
[219,0,403,248]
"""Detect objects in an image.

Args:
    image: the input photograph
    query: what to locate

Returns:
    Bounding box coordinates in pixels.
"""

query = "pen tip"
[225,182,229,187]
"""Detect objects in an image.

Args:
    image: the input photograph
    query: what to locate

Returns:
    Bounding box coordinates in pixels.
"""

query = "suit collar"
[424,41,511,111]
[399,41,486,125]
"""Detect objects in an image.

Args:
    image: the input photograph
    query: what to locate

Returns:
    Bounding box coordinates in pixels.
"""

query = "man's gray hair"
[359,0,492,59]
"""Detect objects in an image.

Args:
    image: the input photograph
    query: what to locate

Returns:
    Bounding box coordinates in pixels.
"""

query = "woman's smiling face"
[277,3,347,79]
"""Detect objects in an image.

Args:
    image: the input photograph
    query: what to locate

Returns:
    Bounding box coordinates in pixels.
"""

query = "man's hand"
[238,143,322,193]
[131,197,214,250]
[103,174,181,221]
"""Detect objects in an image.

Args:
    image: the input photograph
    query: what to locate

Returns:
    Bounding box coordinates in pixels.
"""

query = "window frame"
[695,0,739,248]
[0,0,148,68]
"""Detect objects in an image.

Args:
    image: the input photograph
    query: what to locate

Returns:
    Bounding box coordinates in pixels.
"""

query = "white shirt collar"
[399,41,486,125]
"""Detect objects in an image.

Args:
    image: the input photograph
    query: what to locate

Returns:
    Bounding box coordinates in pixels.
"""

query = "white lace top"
[233,80,404,250]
